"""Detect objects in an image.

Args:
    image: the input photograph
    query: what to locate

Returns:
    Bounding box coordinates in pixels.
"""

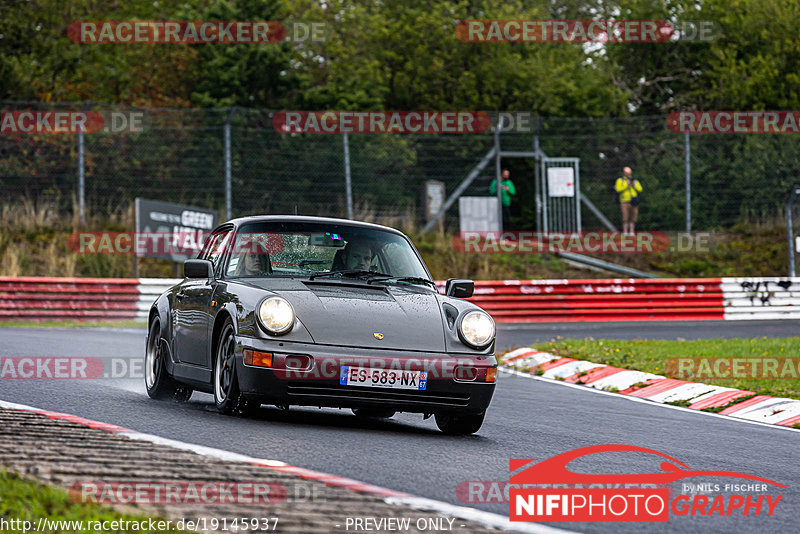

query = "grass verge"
[0,469,185,532]
[530,336,800,400]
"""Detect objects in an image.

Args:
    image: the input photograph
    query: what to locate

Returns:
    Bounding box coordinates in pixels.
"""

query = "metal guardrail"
[0,277,178,320]
[462,278,725,322]
[1,277,798,323]
[554,251,657,278]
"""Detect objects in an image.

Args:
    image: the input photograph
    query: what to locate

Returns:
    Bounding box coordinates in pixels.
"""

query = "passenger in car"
[333,241,374,271]
[345,242,373,270]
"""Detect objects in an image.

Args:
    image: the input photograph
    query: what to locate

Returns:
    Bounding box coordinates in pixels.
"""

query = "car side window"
[207,231,232,274]
[199,232,222,260]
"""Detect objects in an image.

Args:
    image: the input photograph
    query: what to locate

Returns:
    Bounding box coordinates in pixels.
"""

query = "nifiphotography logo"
[509,444,784,522]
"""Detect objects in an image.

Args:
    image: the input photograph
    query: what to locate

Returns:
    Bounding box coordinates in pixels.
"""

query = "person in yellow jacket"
[615,166,642,235]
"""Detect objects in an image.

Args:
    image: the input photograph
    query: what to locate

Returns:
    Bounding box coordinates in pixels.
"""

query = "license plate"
[340,366,427,390]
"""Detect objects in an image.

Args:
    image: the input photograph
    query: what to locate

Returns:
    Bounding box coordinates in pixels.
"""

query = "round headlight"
[458,310,495,348]
[257,297,295,335]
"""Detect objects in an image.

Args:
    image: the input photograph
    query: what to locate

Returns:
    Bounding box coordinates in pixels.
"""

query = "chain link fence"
[788,185,800,276]
[2,101,798,232]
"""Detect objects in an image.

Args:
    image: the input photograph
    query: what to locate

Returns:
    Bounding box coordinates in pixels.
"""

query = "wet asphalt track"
[1,321,798,533]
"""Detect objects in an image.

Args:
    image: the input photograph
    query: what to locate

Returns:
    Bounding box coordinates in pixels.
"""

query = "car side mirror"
[184,259,214,279]
[445,278,474,298]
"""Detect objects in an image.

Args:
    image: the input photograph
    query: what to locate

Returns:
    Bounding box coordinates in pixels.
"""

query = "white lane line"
[0,398,576,534]
[501,368,800,434]
[727,398,800,424]
[386,496,574,534]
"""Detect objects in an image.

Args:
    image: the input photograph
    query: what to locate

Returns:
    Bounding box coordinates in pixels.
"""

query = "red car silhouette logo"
[510,444,785,487]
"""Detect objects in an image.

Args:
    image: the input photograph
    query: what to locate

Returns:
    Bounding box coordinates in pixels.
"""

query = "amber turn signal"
[243,349,273,368]
[485,367,497,383]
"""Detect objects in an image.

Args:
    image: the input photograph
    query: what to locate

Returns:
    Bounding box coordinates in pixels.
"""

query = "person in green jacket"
[615,166,642,235]
[490,169,516,230]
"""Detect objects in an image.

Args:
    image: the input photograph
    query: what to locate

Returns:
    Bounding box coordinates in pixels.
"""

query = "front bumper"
[234,336,496,415]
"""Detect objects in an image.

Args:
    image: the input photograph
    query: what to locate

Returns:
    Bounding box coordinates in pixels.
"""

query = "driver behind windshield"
[230,234,272,276]
[233,251,270,276]
[341,241,374,271]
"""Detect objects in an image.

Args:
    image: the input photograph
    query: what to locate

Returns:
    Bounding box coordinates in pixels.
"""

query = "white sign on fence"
[547,167,575,197]
[459,197,499,232]
[424,180,445,222]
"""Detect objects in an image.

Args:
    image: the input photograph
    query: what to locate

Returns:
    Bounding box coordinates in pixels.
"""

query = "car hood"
[244,279,446,351]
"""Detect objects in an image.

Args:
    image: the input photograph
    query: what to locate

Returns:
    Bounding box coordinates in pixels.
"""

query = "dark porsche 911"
[145,216,497,434]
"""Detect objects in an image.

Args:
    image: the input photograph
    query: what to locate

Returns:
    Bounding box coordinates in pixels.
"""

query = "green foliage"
[2,0,800,232]
[0,0,629,114]
[0,0,201,105]
[288,0,627,114]
[644,222,789,277]
[0,470,185,532]
[597,0,800,113]
[184,0,300,108]
[3,0,799,114]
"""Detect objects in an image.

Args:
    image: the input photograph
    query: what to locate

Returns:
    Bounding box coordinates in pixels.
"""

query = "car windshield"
[224,221,431,283]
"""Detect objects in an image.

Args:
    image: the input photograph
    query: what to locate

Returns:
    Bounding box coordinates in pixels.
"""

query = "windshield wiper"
[367,276,438,289]
[308,269,391,281]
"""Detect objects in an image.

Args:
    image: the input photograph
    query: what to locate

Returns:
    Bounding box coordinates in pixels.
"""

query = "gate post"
[787,185,800,277]
[494,116,505,230]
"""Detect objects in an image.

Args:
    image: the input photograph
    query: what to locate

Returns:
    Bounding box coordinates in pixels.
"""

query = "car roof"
[211,215,407,236]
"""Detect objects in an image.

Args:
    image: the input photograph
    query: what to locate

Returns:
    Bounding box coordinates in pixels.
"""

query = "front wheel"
[145,318,191,402]
[434,412,485,435]
[214,319,259,415]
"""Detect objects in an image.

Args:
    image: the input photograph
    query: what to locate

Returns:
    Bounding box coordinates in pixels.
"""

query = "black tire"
[213,319,259,415]
[238,396,262,416]
[434,412,485,435]
[173,386,193,402]
[145,318,191,402]
[352,408,396,419]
